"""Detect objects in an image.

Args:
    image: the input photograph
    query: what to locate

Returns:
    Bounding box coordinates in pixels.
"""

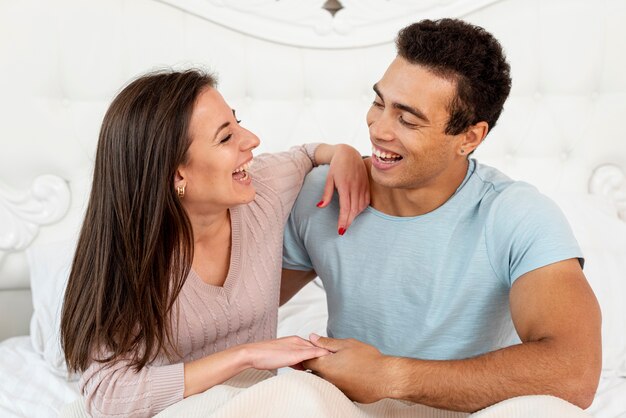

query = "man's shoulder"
[290,165,332,219]
[303,165,330,187]
[296,165,331,205]
[469,161,564,224]
[473,168,569,242]
[473,161,517,192]
[472,161,543,202]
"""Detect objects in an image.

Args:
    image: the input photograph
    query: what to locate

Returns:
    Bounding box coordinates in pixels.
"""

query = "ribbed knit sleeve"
[250,143,320,223]
[80,359,184,418]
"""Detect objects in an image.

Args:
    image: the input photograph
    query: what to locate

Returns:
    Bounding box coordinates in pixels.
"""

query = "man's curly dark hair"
[396,19,512,136]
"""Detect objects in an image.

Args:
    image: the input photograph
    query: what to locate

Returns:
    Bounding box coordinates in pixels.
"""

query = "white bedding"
[62,369,594,418]
[1,281,624,418]
[0,337,79,418]
[2,336,625,418]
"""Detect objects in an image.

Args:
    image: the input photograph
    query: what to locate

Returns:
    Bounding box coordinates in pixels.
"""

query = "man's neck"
[368,158,470,217]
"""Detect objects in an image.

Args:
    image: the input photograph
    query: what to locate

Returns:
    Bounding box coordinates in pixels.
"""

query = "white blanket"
[62,369,593,418]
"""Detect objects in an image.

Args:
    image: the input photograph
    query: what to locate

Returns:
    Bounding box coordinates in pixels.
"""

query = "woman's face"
[177,87,260,214]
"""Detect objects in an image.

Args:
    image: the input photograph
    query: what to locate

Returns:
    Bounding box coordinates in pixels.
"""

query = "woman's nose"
[242,129,260,151]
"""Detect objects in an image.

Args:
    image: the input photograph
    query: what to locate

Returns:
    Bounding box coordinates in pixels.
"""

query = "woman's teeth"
[233,159,252,182]
[233,160,253,174]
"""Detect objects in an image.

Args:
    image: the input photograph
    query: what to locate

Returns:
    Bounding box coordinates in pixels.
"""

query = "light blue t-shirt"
[283,159,583,360]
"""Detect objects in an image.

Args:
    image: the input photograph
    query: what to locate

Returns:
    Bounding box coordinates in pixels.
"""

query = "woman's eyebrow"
[214,121,230,140]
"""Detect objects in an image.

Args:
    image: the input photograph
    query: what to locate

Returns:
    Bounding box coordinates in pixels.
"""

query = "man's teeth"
[233,160,253,173]
[372,147,402,160]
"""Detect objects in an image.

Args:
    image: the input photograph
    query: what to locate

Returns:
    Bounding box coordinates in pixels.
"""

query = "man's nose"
[369,113,395,142]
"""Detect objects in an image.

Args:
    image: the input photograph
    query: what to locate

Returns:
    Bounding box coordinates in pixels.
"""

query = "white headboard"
[1,0,625,340]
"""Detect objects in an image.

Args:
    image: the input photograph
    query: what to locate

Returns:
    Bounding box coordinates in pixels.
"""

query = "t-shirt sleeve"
[250,143,319,224]
[486,183,584,287]
[283,207,314,271]
[80,358,184,418]
[282,167,331,272]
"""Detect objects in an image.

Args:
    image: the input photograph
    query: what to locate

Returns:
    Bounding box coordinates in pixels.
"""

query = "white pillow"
[26,238,77,380]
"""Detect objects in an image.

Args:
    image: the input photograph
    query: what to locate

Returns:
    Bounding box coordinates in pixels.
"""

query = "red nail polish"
[338,227,346,236]
[316,200,324,207]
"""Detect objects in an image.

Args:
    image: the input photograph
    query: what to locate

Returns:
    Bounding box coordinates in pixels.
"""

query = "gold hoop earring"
[177,185,185,198]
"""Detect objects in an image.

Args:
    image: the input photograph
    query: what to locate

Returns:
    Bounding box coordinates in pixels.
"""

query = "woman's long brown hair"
[61,69,216,373]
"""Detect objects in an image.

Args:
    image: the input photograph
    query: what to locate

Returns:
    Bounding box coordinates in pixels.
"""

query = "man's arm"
[303,258,602,412]
[280,268,317,306]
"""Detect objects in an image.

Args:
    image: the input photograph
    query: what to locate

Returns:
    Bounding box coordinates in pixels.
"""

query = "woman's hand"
[318,144,370,235]
[184,336,328,397]
[241,336,331,370]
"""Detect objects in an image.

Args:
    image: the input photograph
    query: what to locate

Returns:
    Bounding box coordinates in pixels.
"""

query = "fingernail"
[310,333,320,342]
[316,200,324,208]
[338,227,346,236]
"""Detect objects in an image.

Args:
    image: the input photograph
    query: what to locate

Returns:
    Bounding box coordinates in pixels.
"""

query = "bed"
[0,0,625,416]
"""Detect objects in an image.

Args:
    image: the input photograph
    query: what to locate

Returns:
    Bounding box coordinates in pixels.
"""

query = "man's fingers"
[301,358,315,371]
[290,362,305,371]
[294,347,329,364]
[309,333,342,352]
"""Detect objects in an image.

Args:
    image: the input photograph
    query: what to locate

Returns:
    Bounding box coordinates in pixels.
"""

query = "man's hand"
[302,334,393,403]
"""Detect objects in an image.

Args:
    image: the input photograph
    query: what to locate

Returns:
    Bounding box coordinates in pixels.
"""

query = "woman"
[60,69,368,417]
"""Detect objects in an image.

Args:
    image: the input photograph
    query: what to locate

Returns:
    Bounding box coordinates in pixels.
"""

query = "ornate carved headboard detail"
[0,176,70,253]
[157,0,504,48]
[589,165,626,221]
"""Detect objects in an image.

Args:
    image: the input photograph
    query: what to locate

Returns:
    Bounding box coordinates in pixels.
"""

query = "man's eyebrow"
[214,121,230,140]
[372,83,430,124]
[395,103,430,124]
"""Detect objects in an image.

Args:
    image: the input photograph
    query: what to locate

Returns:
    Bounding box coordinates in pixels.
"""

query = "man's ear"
[458,121,488,156]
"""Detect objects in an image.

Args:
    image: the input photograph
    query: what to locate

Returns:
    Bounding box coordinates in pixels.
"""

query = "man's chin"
[370,168,401,189]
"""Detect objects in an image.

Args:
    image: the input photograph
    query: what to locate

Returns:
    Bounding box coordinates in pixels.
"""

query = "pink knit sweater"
[80,145,318,417]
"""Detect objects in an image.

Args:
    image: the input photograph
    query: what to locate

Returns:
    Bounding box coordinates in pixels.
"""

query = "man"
[281,19,601,413]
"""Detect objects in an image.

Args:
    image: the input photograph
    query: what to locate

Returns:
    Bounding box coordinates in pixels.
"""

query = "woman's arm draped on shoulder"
[314,144,370,233]
[249,143,320,223]
[251,143,368,230]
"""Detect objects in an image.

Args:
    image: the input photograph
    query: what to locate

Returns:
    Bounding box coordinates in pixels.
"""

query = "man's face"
[366,56,464,190]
